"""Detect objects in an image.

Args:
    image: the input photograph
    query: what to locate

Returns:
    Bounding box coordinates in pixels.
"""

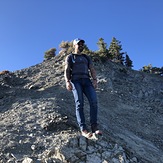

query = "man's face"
[76,41,84,53]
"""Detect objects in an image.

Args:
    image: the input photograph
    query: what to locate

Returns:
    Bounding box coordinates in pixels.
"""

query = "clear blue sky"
[0,0,163,71]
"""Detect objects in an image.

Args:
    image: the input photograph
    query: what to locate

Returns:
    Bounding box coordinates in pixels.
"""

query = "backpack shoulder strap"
[82,54,90,65]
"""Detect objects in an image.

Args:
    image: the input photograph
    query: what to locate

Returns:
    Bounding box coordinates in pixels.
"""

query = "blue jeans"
[72,78,98,131]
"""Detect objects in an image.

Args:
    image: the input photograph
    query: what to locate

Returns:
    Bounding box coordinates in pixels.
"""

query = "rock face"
[0,54,163,163]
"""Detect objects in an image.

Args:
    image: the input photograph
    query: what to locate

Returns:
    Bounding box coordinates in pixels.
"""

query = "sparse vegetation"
[141,64,163,76]
[45,37,162,76]
[44,48,56,60]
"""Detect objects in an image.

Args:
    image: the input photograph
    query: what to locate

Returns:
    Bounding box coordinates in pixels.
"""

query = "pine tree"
[108,37,125,64]
[151,67,161,75]
[124,53,133,68]
[96,38,108,61]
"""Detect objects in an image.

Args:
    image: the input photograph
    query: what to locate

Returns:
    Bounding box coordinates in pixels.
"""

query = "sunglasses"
[77,43,84,46]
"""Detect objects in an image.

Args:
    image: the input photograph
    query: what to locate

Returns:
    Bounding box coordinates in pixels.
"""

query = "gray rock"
[0,54,163,163]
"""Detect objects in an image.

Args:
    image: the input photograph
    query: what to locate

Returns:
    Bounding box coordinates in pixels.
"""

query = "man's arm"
[64,64,71,82]
[89,64,97,88]
[64,56,73,91]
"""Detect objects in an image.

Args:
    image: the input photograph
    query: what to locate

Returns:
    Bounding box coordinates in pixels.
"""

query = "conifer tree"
[124,53,133,68]
[108,37,125,64]
[96,38,108,61]
[151,67,161,75]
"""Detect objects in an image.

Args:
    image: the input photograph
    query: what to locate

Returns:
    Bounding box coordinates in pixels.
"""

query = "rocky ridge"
[0,54,163,163]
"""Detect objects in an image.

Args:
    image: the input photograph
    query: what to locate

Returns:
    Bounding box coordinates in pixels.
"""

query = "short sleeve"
[86,55,93,68]
[65,54,71,65]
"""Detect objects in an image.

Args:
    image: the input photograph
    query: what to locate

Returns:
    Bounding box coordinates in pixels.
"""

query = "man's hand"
[66,81,73,91]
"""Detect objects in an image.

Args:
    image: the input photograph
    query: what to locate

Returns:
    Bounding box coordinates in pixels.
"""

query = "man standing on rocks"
[64,38,102,138]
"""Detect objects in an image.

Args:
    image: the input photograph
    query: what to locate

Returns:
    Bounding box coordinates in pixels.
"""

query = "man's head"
[73,38,85,46]
[73,38,85,53]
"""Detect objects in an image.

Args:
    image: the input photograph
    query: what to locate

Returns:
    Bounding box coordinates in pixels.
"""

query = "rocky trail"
[0,54,163,163]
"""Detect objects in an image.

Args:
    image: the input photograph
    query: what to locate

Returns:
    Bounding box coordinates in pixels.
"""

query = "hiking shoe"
[95,130,103,136]
[81,130,93,139]
[91,124,102,136]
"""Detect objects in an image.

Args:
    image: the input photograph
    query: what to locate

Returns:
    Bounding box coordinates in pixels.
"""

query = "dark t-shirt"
[66,54,92,80]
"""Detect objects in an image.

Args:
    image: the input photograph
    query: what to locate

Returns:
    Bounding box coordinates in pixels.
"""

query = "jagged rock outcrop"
[0,54,163,163]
